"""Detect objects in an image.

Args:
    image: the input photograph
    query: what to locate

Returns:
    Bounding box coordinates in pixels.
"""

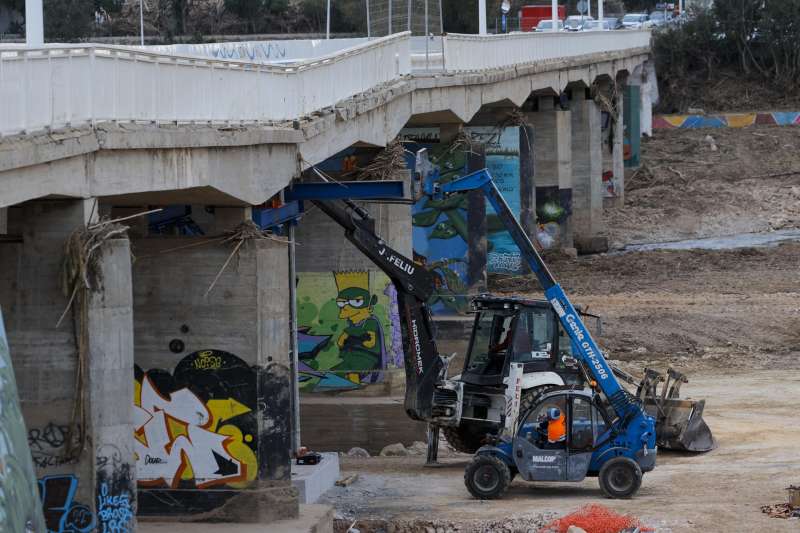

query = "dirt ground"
[326,371,800,533]
[320,126,800,532]
[603,126,800,248]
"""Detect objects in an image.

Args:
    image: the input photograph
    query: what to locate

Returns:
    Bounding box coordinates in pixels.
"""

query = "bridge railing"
[441,30,651,72]
[0,32,410,136]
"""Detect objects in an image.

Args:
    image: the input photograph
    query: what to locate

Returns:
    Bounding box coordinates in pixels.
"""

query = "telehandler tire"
[442,425,485,454]
[464,454,511,500]
[598,456,642,499]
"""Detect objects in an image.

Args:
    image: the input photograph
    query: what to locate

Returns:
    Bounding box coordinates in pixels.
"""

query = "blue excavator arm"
[432,168,656,452]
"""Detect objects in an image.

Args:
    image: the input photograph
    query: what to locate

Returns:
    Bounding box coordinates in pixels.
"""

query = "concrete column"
[1,198,136,531]
[612,75,627,206]
[526,100,574,249]
[0,207,7,234]
[25,0,44,46]
[88,237,136,533]
[254,238,298,521]
[131,206,298,523]
[570,90,606,253]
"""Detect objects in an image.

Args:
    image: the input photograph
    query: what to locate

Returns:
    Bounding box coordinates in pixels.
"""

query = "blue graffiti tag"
[97,482,133,533]
[38,475,95,533]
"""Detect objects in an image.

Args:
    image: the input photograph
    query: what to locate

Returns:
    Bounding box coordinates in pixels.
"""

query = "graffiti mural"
[409,141,472,315]
[467,127,524,275]
[654,111,800,129]
[0,308,47,532]
[297,271,402,391]
[38,475,95,533]
[134,350,258,489]
[28,422,80,470]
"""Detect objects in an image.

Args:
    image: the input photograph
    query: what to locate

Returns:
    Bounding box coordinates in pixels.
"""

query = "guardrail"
[0,32,410,136]
[0,30,651,137]
[441,30,651,72]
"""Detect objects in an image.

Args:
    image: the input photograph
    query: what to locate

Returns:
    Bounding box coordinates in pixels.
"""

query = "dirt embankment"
[603,126,800,248]
[494,242,800,373]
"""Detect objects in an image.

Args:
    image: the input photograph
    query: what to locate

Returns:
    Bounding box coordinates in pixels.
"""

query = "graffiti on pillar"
[408,141,471,315]
[296,271,402,391]
[96,482,132,533]
[133,350,258,489]
[1,309,47,533]
[37,475,95,533]
[467,127,523,275]
[27,423,81,470]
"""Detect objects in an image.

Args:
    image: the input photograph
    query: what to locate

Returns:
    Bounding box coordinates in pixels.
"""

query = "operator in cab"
[538,406,566,447]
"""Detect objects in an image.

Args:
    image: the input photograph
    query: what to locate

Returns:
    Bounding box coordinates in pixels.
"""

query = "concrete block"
[291,452,340,504]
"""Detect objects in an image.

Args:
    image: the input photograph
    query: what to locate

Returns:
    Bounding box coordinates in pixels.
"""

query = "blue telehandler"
[310,159,713,500]
[425,169,657,499]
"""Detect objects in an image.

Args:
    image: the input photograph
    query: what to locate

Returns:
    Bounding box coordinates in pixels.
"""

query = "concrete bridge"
[0,30,652,531]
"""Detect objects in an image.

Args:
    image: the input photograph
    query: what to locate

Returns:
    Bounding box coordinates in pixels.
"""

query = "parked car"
[582,20,611,31]
[603,16,624,29]
[621,13,649,29]
[648,10,672,27]
[535,19,565,31]
[564,15,594,31]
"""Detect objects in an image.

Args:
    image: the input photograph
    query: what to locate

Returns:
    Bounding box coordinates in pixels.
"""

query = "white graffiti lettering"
[133,376,247,488]
[411,319,423,375]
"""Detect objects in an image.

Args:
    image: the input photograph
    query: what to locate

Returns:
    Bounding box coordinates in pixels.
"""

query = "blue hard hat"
[547,407,561,420]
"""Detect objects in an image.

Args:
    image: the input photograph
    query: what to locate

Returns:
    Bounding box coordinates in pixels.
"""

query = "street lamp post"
[140,0,145,45]
[326,0,331,39]
[25,0,44,46]
[551,0,558,32]
[479,0,487,34]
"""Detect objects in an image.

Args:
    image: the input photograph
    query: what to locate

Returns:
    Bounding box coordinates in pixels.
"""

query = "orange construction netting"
[539,503,654,533]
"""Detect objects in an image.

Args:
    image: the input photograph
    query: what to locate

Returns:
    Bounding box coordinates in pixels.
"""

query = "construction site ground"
[318,125,800,532]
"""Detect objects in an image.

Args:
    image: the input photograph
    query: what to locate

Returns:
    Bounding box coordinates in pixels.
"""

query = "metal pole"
[408,0,412,32]
[366,0,371,37]
[598,0,603,25]
[288,223,301,453]
[25,0,44,45]
[389,0,392,35]
[588,0,591,19]
[551,0,558,32]
[425,0,429,69]
[326,0,331,39]
[439,0,443,34]
[139,0,145,45]
[478,0,487,34]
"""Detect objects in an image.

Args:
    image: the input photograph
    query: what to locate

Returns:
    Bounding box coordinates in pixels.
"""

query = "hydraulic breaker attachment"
[612,366,717,452]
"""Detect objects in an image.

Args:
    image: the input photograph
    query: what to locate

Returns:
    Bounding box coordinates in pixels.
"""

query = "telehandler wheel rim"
[473,464,501,492]
[607,464,635,493]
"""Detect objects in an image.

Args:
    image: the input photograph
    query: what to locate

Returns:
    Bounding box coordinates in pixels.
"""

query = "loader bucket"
[612,365,717,452]
[643,397,717,452]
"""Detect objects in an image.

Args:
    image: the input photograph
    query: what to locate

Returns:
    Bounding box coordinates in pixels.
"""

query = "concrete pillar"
[612,75,627,206]
[570,90,606,253]
[88,236,136,533]
[526,99,574,249]
[131,206,298,523]
[0,207,7,234]
[0,199,136,532]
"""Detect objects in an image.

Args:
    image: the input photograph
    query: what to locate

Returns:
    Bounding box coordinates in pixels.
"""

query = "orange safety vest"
[547,414,566,443]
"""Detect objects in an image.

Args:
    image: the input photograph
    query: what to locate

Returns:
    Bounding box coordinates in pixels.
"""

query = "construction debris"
[379,443,408,457]
[336,474,359,487]
[761,503,795,519]
[540,504,653,533]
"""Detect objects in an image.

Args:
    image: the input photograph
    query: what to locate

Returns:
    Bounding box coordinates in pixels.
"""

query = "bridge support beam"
[526,96,574,250]
[570,89,606,254]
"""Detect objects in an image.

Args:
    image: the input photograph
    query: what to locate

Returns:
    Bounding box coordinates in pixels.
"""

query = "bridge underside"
[0,46,650,530]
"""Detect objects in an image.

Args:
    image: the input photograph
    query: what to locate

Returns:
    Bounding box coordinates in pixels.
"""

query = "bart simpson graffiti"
[133,350,257,489]
[297,271,402,391]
